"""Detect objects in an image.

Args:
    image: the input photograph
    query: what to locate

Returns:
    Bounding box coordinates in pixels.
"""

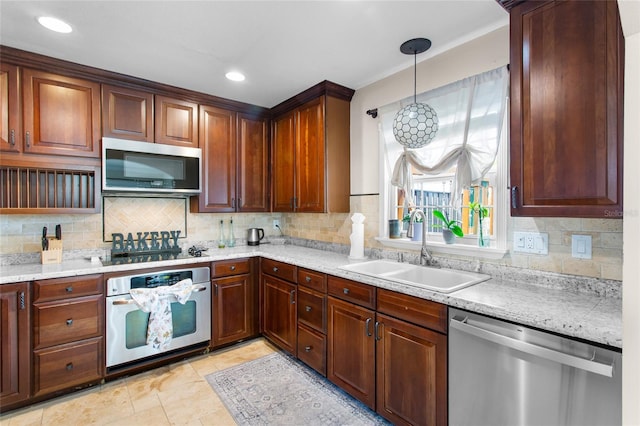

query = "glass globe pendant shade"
[393,102,439,149]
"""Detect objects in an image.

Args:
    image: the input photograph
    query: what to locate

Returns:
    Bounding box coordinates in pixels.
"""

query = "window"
[377,67,509,256]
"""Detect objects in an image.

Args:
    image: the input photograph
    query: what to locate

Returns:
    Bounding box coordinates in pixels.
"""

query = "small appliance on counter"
[247,228,265,246]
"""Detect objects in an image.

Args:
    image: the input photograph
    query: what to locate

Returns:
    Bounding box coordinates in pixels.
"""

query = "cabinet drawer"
[262,258,297,283]
[33,295,103,349]
[297,325,326,376]
[33,337,103,396]
[328,276,375,309]
[33,274,103,302]
[298,268,326,292]
[297,286,326,333]
[377,288,448,334]
[212,258,250,278]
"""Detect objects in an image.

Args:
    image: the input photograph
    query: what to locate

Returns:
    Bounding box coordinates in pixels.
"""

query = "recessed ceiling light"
[38,16,72,33]
[225,71,245,82]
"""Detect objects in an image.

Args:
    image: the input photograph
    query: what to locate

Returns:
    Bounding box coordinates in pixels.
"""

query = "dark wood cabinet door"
[237,114,269,212]
[262,275,297,355]
[102,84,153,142]
[295,97,325,212]
[155,95,198,148]
[0,282,31,409]
[510,0,624,217]
[192,105,236,212]
[375,313,447,426]
[327,296,375,409]
[22,69,101,157]
[0,62,21,153]
[212,274,256,347]
[271,111,296,211]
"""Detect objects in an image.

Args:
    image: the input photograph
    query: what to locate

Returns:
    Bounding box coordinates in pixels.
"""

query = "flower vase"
[478,218,489,247]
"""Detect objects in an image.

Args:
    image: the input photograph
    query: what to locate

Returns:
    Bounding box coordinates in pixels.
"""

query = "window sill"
[375,237,508,260]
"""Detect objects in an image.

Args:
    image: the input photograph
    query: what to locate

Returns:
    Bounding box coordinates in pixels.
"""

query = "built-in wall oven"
[105,266,211,370]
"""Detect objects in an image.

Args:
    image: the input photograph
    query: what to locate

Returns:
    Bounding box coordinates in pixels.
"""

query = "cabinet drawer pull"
[365,317,372,337]
[343,288,350,295]
[305,276,311,283]
[231,198,236,208]
[305,305,312,312]
[273,267,278,272]
[10,129,15,146]
[290,289,296,304]
[305,345,312,352]
[66,363,74,371]
[66,319,73,326]
[230,265,236,271]
[65,286,73,293]
[25,131,30,147]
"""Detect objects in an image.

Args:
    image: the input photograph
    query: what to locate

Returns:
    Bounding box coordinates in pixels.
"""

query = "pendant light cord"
[413,52,417,103]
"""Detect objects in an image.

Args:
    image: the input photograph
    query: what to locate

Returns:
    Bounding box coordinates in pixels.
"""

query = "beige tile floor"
[1,338,278,426]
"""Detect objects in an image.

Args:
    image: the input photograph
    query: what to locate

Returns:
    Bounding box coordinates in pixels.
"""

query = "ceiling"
[0,1,508,108]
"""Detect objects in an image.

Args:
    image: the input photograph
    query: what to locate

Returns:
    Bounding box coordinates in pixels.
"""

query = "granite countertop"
[0,244,622,349]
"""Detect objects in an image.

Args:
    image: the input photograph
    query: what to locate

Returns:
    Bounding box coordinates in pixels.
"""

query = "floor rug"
[206,352,391,425]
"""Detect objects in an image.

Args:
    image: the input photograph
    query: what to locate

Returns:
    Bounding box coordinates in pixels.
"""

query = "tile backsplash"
[0,194,623,280]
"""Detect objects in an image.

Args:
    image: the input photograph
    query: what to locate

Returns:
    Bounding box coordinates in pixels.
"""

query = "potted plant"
[433,210,463,244]
[469,202,489,247]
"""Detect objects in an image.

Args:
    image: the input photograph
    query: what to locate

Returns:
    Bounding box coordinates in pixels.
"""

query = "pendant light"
[393,38,439,149]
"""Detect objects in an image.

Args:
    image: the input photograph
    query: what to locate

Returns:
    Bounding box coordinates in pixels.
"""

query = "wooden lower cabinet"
[375,313,447,426]
[212,274,256,347]
[261,274,297,355]
[0,282,31,410]
[327,296,376,408]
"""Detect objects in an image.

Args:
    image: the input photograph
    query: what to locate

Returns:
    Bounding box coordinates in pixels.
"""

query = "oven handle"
[110,284,208,305]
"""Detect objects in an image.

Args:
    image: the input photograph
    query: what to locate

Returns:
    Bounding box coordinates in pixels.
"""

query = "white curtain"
[380,66,509,208]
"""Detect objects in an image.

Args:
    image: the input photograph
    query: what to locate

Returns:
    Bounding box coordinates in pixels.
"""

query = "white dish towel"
[130,278,193,349]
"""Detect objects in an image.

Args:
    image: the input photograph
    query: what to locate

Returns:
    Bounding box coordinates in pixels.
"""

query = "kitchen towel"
[130,278,193,349]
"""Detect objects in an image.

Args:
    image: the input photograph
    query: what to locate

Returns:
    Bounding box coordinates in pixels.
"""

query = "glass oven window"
[125,300,197,349]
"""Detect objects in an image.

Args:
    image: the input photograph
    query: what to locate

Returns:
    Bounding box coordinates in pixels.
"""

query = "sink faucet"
[407,210,437,267]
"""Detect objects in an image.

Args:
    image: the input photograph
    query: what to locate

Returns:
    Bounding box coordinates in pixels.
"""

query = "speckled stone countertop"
[0,244,622,349]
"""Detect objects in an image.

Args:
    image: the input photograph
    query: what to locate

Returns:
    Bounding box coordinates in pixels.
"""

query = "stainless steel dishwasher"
[448,308,621,426]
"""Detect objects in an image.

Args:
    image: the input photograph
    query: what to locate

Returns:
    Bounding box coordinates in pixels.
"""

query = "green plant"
[469,202,489,219]
[433,210,464,237]
[403,213,423,223]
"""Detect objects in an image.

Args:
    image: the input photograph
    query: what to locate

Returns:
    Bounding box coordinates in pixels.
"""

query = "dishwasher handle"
[450,316,614,378]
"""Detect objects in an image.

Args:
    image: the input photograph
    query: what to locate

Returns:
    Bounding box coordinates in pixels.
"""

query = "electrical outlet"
[272,219,280,230]
[513,231,548,255]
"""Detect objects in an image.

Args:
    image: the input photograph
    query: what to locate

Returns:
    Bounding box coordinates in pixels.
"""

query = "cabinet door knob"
[305,345,312,352]
[65,286,73,293]
[66,319,73,326]
[66,363,74,371]
[273,267,278,272]
[343,288,350,294]
[305,305,312,312]
[305,276,311,283]
[230,265,236,271]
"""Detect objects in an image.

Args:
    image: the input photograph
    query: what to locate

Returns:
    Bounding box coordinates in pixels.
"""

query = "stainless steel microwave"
[102,137,202,194]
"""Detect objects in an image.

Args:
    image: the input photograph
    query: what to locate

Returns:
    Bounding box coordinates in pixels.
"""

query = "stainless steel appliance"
[247,228,265,246]
[449,308,621,426]
[105,266,211,370]
[102,137,202,194]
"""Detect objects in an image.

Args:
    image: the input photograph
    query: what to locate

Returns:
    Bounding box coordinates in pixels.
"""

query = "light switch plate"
[571,235,592,259]
[513,231,548,255]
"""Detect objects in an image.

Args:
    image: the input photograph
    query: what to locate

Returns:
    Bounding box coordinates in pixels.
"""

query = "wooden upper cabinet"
[155,95,198,148]
[237,114,269,212]
[22,69,101,157]
[509,0,624,217]
[0,63,21,153]
[102,84,153,142]
[272,111,296,211]
[271,82,353,213]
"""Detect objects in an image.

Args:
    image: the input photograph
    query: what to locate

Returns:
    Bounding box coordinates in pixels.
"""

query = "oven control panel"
[106,266,210,296]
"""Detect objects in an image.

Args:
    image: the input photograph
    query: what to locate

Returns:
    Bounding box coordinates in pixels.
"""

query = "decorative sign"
[111,230,182,254]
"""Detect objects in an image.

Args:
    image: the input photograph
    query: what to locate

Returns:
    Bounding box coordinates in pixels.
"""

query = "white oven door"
[106,282,211,368]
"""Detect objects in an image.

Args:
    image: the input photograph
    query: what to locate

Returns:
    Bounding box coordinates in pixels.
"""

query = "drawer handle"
[305,345,312,352]
[365,318,373,337]
[375,321,383,341]
[66,362,74,371]
[230,265,236,271]
[66,319,73,326]
[343,288,350,295]
[65,286,73,293]
[273,267,278,272]
[305,305,312,312]
[305,276,311,283]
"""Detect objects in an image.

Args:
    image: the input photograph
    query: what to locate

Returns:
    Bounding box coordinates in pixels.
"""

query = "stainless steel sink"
[338,259,490,293]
